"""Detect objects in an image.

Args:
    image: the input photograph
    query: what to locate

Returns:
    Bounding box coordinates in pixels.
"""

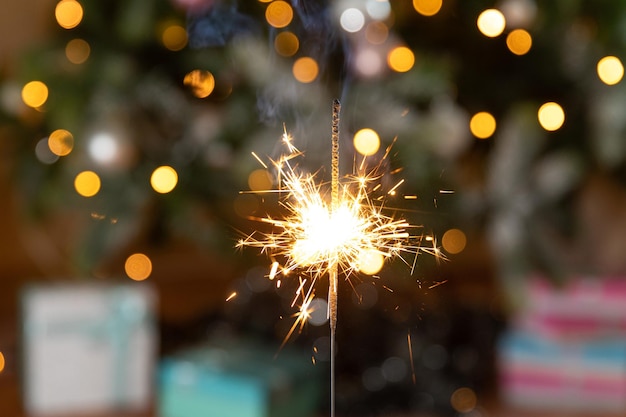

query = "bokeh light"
[340,8,366,33]
[597,56,624,85]
[413,0,443,16]
[353,128,381,156]
[55,0,83,29]
[74,171,101,197]
[357,249,385,275]
[125,253,152,281]
[469,112,496,139]
[292,57,319,83]
[365,21,389,45]
[365,0,391,20]
[35,138,59,164]
[0,351,4,373]
[21,81,49,108]
[265,1,293,28]
[274,31,299,56]
[65,38,90,64]
[48,129,74,156]
[150,165,178,193]
[88,132,119,165]
[307,298,329,326]
[506,28,532,55]
[162,24,188,51]
[183,69,215,98]
[248,169,273,191]
[387,46,415,72]
[442,228,467,254]
[538,102,565,131]
[450,387,477,413]
[477,9,506,37]
[355,49,384,77]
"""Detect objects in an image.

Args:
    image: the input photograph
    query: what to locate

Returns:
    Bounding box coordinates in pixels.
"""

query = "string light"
[477,9,506,38]
[597,56,624,85]
[538,102,565,131]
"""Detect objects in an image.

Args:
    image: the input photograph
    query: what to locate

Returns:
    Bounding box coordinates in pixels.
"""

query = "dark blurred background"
[2,1,626,416]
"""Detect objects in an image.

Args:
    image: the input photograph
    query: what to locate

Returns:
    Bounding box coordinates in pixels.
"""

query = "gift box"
[498,330,626,412]
[158,339,323,417]
[515,277,626,338]
[21,282,157,416]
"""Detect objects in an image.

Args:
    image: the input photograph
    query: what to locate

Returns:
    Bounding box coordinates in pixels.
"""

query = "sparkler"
[237,100,441,417]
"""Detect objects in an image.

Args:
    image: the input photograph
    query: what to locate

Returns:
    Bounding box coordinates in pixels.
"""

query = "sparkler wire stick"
[329,98,340,417]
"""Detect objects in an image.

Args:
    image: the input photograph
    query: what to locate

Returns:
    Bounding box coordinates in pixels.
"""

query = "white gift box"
[21,282,157,416]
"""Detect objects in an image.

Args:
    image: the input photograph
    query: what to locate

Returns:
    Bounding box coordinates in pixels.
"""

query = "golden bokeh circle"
[74,171,101,197]
[48,129,74,156]
[387,46,415,72]
[125,253,152,281]
[538,102,565,131]
[597,56,624,85]
[22,81,49,108]
[150,166,178,194]
[266,1,293,28]
[442,228,467,255]
[55,0,83,29]
[353,128,381,156]
[292,57,319,83]
[469,112,496,139]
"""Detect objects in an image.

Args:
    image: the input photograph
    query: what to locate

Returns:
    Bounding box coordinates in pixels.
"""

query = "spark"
[408,330,416,384]
[428,279,448,289]
[237,103,441,339]
[225,292,237,302]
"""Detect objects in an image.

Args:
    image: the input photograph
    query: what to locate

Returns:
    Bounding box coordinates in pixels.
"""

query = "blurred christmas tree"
[3,0,626,298]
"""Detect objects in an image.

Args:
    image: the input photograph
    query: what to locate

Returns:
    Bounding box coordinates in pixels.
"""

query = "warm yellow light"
[248,169,273,191]
[357,249,385,275]
[413,0,442,16]
[65,38,90,64]
[365,21,389,45]
[125,253,152,281]
[477,9,506,37]
[162,24,188,51]
[442,228,467,254]
[451,387,477,413]
[353,128,381,156]
[266,1,293,28]
[293,57,319,83]
[74,171,101,197]
[151,166,178,193]
[538,102,565,131]
[183,69,215,98]
[0,351,5,373]
[597,56,624,85]
[48,129,74,156]
[469,112,496,139]
[506,29,532,55]
[55,0,83,29]
[274,31,299,57]
[387,46,415,72]
[22,81,49,108]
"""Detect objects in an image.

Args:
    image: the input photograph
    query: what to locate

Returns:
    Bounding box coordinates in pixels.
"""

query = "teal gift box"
[21,282,157,416]
[158,340,324,417]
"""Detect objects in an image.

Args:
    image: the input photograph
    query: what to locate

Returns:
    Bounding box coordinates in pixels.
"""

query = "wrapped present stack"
[497,277,626,412]
[158,338,324,417]
[21,282,157,416]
